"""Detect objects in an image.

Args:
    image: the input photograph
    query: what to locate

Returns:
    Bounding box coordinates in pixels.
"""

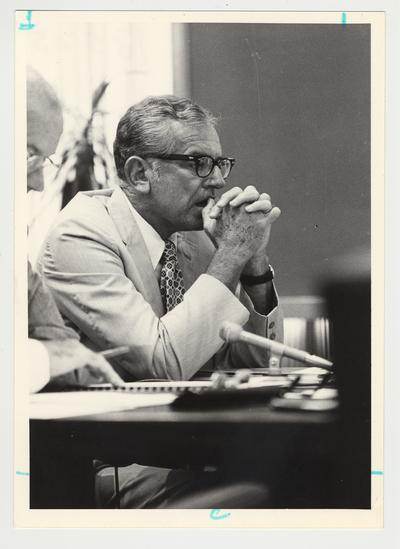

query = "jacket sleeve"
[189,233,284,371]
[28,261,79,341]
[211,282,284,371]
[38,217,252,381]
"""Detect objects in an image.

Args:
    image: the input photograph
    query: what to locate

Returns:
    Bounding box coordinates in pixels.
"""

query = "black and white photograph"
[12,8,384,529]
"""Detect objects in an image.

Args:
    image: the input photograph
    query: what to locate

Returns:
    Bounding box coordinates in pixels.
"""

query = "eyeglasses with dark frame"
[148,154,236,179]
[27,148,61,173]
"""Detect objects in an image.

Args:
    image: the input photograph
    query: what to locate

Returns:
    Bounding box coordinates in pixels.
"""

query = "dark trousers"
[95,463,269,509]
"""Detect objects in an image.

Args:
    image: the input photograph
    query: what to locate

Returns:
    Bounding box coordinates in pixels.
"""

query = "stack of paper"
[30,391,177,419]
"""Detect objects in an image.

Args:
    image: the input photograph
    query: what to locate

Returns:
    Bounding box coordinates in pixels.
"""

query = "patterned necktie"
[159,240,186,312]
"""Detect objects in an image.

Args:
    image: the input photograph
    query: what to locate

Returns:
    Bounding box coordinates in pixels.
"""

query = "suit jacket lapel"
[107,187,165,317]
[177,231,213,290]
[177,233,197,289]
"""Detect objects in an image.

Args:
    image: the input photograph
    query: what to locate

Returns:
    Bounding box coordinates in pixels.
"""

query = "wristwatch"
[240,265,275,286]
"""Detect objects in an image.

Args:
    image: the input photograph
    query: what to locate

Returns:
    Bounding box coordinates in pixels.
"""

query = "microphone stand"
[268,347,284,373]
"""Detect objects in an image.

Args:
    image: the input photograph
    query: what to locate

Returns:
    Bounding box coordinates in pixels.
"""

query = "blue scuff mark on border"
[371,470,384,476]
[341,12,347,26]
[16,470,30,476]
[18,11,35,31]
[210,508,231,520]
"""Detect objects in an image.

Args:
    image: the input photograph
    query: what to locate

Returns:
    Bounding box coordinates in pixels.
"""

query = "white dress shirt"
[124,194,177,281]
[28,338,50,393]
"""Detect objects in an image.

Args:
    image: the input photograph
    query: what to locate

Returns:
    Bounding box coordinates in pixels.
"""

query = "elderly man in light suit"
[38,96,282,382]
[38,95,282,508]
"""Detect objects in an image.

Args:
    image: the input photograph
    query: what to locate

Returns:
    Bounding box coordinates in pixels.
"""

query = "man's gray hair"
[113,95,217,180]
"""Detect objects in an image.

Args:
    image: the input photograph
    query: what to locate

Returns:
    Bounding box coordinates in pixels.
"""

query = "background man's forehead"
[27,107,63,156]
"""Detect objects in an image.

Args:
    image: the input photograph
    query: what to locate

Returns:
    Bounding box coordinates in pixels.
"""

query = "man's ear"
[123,156,152,194]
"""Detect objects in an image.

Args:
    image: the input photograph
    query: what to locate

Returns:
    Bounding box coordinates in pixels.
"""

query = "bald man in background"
[26,67,123,392]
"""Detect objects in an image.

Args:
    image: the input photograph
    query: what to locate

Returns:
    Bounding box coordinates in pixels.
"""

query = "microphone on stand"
[219,321,333,370]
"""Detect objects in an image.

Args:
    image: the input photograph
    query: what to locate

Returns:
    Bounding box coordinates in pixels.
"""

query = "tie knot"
[162,240,177,262]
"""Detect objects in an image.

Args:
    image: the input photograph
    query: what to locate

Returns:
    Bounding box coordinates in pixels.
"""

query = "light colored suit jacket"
[28,261,78,341]
[28,261,80,390]
[38,186,283,381]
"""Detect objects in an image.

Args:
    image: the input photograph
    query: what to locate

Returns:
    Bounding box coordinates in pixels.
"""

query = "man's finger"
[102,367,125,387]
[215,187,243,209]
[264,206,281,224]
[93,356,125,386]
[202,197,215,218]
[244,199,273,213]
[229,186,260,207]
[208,207,222,219]
[204,198,222,220]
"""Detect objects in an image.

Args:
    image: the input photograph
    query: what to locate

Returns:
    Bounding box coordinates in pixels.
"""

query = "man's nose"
[203,166,226,189]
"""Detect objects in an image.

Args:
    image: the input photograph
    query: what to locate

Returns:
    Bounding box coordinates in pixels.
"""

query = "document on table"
[30,391,177,419]
[30,375,294,419]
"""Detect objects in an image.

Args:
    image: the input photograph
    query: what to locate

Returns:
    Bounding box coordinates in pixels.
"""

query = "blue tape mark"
[16,470,30,476]
[341,12,347,26]
[18,11,35,31]
[210,508,231,520]
[371,470,384,476]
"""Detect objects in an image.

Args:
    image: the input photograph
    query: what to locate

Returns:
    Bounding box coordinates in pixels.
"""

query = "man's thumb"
[202,197,215,223]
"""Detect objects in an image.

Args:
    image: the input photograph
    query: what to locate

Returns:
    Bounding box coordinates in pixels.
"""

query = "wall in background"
[186,24,370,295]
[27,17,174,266]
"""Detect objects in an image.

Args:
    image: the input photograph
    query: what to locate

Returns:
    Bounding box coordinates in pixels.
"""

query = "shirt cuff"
[28,339,50,393]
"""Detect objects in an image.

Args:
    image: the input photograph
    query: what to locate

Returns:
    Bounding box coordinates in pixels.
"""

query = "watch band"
[240,265,274,286]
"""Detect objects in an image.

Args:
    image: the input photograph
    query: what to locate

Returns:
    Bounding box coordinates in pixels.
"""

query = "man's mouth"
[196,200,208,208]
[195,197,213,208]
